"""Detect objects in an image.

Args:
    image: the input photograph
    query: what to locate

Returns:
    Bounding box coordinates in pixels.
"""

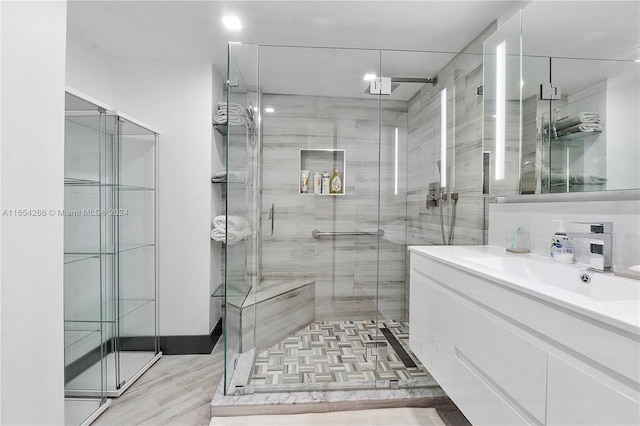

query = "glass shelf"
[551,130,602,142]
[64,177,101,186]
[211,284,250,299]
[213,123,248,135]
[64,327,101,350]
[213,124,228,135]
[64,243,155,257]
[64,254,100,265]
[65,299,155,324]
[64,178,155,192]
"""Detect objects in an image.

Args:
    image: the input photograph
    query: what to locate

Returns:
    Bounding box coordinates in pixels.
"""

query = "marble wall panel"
[405,24,497,315]
[261,94,408,322]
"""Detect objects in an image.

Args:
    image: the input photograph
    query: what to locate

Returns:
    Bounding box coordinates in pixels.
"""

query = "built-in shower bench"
[226,277,315,352]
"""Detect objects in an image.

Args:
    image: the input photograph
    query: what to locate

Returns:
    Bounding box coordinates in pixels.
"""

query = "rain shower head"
[365,76,438,95]
[364,82,400,94]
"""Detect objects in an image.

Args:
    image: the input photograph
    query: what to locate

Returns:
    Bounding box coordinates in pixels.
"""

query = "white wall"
[488,197,640,268]
[66,37,215,336]
[1,1,67,424]
[606,75,640,190]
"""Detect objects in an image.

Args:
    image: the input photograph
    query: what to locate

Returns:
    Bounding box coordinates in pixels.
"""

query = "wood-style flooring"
[92,344,223,426]
[92,342,470,426]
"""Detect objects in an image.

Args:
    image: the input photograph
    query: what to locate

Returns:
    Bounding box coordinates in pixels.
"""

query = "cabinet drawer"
[409,271,430,366]
[455,300,547,424]
[453,355,528,426]
[547,354,640,425]
[409,270,455,392]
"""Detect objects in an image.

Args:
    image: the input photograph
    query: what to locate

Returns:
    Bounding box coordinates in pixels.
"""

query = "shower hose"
[439,192,458,245]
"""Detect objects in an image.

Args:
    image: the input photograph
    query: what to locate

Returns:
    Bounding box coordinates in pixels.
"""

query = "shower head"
[364,76,438,95]
[364,82,400,95]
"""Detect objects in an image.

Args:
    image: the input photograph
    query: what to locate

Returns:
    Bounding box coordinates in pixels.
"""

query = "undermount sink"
[463,255,640,302]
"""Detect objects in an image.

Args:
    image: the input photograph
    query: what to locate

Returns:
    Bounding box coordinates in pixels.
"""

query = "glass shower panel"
[255,46,383,390]
[222,42,259,394]
[379,50,461,320]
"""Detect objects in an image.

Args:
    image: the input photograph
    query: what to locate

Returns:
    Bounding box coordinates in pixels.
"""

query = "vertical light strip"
[495,40,506,181]
[440,88,447,188]
[394,127,399,195]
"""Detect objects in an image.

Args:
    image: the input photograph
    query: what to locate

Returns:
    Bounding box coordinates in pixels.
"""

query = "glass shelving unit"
[64,91,161,418]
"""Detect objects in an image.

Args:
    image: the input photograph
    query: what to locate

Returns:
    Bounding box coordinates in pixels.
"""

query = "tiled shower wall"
[260,94,408,321]
[405,23,497,315]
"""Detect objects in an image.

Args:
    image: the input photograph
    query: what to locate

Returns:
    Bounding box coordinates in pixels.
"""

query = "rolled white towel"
[213,114,227,125]
[227,115,246,126]
[211,170,226,182]
[570,174,607,185]
[211,170,246,183]
[556,122,603,137]
[577,111,600,122]
[211,227,226,242]
[217,101,244,115]
[210,226,251,245]
[212,215,249,231]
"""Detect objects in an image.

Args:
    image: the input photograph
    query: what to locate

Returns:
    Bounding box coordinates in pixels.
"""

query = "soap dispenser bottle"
[329,169,343,194]
[550,220,573,263]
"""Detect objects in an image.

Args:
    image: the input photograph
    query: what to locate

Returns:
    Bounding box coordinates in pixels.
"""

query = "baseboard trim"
[160,318,222,355]
[64,318,223,383]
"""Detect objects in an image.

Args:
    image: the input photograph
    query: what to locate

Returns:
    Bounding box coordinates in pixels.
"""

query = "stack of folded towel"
[211,215,251,245]
[211,170,247,183]
[547,171,607,187]
[553,111,603,137]
[213,101,246,126]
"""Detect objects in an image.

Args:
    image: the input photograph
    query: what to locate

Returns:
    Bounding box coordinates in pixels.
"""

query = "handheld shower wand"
[436,160,459,245]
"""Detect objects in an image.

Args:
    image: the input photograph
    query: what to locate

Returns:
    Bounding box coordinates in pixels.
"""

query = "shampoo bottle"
[330,169,343,194]
[550,220,573,263]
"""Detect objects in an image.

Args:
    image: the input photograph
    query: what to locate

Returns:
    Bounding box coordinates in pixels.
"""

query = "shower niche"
[299,149,346,195]
[63,89,160,421]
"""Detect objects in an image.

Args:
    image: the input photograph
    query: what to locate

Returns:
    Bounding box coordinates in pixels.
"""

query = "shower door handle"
[268,203,274,236]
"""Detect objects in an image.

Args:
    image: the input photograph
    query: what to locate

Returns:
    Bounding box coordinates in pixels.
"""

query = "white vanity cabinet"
[546,354,639,425]
[409,258,455,391]
[409,247,640,426]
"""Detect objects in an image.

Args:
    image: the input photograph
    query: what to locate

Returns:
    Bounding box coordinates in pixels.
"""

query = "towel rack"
[311,229,384,239]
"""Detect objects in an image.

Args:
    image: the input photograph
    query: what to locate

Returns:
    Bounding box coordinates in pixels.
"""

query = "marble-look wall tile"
[261,94,409,322]
[488,198,640,268]
[405,23,497,316]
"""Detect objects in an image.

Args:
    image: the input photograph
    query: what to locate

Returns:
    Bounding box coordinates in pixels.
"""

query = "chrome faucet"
[567,222,613,272]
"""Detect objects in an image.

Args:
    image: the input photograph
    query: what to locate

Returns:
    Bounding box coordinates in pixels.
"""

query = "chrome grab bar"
[311,229,384,239]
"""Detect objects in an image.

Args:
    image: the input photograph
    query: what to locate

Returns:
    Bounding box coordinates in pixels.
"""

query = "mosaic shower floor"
[252,319,434,388]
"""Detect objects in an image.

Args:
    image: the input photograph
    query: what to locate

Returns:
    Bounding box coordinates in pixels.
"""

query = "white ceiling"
[66,0,527,100]
[66,1,639,101]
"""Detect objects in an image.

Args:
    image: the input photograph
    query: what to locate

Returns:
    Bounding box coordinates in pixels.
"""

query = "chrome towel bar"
[311,229,384,239]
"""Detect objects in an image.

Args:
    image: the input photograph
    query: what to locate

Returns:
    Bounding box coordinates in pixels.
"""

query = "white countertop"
[408,245,640,335]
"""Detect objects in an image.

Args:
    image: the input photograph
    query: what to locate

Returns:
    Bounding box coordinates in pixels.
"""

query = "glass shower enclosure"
[220,43,455,395]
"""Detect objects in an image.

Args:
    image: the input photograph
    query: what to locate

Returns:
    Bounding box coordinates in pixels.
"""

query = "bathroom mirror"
[483,1,640,196]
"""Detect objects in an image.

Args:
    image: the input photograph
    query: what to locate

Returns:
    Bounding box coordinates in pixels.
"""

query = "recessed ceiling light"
[363,73,377,81]
[635,59,640,63]
[264,107,274,113]
[223,16,242,30]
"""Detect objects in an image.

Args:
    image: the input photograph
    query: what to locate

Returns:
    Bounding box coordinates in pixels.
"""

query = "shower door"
[253,46,409,391]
